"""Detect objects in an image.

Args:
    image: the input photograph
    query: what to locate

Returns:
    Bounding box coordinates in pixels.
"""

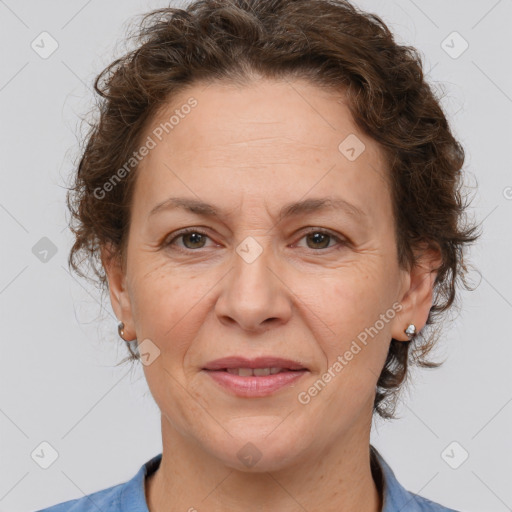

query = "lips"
[202,356,309,397]
[202,356,308,372]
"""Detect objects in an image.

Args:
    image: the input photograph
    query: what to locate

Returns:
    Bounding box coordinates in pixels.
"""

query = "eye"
[164,227,347,253]
[295,229,346,250]
[165,228,213,251]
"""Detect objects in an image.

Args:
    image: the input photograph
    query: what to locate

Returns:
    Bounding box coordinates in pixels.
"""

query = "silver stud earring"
[404,324,416,338]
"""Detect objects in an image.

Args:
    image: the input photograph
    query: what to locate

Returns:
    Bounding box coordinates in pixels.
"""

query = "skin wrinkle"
[103,77,440,512]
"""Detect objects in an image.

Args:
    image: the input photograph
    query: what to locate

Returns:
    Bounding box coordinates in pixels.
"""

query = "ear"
[101,242,136,341]
[391,244,443,342]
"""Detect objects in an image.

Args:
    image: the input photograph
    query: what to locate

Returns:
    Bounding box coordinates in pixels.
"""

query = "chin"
[204,420,310,472]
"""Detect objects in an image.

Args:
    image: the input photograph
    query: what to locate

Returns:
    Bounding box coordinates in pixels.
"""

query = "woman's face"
[104,78,430,471]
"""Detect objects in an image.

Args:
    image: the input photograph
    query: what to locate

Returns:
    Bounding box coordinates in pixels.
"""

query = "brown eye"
[305,232,332,249]
[181,232,207,249]
[297,229,346,251]
[165,229,212,251]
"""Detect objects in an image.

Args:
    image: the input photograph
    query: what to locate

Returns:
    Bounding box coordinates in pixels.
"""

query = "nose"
[215,240,293,334]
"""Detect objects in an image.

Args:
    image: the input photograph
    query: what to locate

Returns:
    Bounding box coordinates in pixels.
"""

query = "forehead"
[132,78,390,219]
[147,78,361,157]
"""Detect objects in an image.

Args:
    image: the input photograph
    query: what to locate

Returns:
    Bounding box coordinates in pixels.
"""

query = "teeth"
[253,368,270,376]
[225,367,284,376]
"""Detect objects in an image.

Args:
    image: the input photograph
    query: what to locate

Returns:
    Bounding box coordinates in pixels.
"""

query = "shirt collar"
[371,444,432,511]
[119,452,161,512]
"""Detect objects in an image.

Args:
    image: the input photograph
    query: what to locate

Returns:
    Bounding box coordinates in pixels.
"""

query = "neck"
[146,416,382,512]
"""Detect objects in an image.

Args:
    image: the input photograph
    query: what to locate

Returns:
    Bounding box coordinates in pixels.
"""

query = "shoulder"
[34,481,124,512]
[34,481,125,512]
[34,453,162,512]
[405,491,462,511]
[370,445,462,512]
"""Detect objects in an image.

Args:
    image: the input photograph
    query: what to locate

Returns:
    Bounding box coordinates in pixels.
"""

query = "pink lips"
[203,356,308,371]
[202,356,309,398]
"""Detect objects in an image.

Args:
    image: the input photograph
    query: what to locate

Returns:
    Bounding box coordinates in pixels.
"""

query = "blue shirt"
[35,445,460,511]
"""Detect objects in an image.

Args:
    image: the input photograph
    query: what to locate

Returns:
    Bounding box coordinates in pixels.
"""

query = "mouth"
[202,356,309,397]
[203,356,309,372]
[209,367,304,376]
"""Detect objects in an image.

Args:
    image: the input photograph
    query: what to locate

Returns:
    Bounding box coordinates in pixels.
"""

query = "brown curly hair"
[66,0,480,419]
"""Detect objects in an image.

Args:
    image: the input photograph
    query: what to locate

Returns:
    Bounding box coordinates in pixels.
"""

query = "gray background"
[1,1,511,511]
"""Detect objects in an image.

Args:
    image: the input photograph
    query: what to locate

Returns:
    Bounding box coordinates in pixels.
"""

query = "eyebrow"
[148,196,367,223]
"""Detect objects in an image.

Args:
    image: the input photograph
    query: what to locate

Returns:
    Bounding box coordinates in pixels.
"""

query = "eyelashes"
[165,228,212,251]
[163,227,348,253]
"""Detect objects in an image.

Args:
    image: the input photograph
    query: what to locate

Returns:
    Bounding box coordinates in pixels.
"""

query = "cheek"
[302,262,394,364]
[128,266,202,350]
[312,266,386,325]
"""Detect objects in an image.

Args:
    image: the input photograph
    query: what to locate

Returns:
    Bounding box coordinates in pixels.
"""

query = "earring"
[118,321,136,342]
[404,324,417,338]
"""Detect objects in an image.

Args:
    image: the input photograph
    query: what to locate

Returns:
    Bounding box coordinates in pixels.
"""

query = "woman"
[36,0,479,510]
